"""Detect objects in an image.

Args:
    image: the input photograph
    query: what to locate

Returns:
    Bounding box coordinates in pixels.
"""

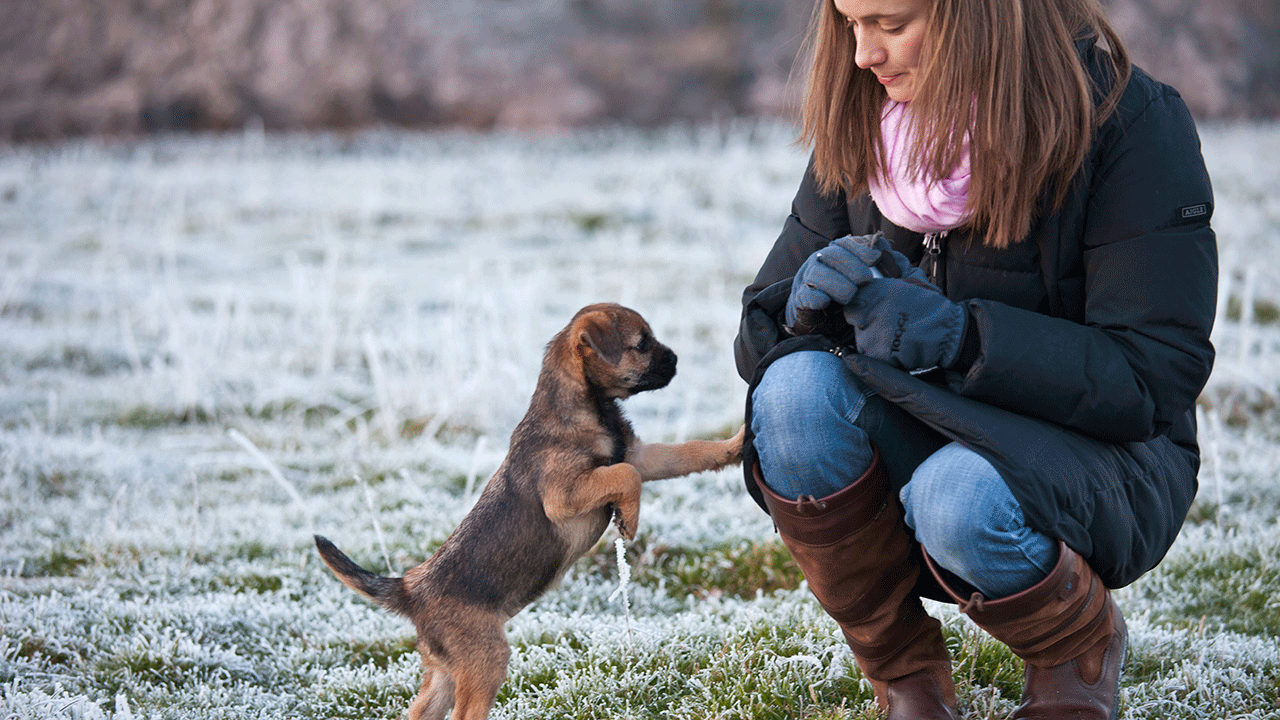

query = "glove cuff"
[946,305,981,372]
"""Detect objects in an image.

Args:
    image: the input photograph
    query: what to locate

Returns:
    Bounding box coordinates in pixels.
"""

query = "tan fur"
[315,303,743,720]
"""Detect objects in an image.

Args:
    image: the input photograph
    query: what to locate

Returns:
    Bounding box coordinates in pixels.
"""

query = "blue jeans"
[751,351,1059,599]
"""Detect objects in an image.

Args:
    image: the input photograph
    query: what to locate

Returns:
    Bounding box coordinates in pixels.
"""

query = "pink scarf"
[867,101,973,234]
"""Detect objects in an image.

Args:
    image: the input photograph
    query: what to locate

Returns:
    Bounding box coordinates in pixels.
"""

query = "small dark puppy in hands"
[316,303,744,720]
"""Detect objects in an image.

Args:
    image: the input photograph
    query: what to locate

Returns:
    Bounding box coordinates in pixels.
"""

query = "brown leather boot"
[757,450,959,720]
[924,541,1127,720]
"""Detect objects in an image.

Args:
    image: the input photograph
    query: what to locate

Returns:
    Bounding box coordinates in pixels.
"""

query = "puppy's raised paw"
[725,425,746,462]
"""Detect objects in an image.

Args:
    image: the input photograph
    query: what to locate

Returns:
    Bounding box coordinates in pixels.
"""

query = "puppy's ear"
[579,311,624,366]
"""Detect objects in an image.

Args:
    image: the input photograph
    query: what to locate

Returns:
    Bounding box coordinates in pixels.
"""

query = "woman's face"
[834,0,930,103]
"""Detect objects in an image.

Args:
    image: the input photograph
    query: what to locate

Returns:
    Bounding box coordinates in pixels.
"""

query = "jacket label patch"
[1180,203,1208,219]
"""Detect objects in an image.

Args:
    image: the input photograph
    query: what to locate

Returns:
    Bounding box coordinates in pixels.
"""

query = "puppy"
[315,303,744,720]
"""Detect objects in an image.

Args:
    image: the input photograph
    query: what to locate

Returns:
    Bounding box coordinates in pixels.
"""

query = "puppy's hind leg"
[448,623,511,720]
[543,463,643,539]
[407,658,454,720]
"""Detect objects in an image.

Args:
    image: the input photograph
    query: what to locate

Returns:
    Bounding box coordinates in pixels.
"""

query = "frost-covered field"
[2,121,1278,719]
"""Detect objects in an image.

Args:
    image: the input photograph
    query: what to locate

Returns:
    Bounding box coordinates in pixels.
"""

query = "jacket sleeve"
[733,156,869,381]
[953,88,1217,443]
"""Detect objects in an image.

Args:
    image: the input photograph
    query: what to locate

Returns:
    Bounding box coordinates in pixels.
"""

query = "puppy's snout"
[634,344,677,392]
[657,345,676,372]
[651,344,677,380]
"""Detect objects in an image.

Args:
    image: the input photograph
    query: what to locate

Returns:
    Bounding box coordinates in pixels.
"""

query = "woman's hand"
[784,234,883,335]
[843,275,968,371]
[811,233,970,371]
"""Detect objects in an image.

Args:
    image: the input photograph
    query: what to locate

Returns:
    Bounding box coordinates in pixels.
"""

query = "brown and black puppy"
[315,303,744,720]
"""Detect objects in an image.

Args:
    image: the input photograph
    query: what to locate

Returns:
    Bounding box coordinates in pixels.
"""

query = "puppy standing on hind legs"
[315,303,745,720]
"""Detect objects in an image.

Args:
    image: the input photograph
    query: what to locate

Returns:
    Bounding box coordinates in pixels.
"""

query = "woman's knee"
[901,446,1012,567]
[751,352,865,459]
[901,443,1058,596]
[749,351,874,498]
[751,351,853,431]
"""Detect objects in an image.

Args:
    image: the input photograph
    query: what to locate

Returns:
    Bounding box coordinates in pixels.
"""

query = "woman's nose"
[854,31,887,69]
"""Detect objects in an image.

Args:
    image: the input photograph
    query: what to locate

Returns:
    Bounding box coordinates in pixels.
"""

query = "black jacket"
[734,41,1217,589]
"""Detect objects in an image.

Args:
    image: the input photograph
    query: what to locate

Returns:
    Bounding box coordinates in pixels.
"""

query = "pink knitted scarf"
[867,101,973,234]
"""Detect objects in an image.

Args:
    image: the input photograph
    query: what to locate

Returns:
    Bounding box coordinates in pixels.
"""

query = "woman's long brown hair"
[798,0,1130,249]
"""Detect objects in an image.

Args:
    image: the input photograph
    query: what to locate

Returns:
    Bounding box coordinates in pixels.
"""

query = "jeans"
[751,350,1059,598]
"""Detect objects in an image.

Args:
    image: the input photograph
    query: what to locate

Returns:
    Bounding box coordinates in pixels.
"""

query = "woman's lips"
[877,73,901,85]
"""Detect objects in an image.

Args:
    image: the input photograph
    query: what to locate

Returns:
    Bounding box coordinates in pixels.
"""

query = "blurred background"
[2,0,1277,142]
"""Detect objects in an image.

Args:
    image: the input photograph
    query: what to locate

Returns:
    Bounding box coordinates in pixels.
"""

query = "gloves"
[784,234,884,335]
[785,233,970,372]
[838,235,968,371]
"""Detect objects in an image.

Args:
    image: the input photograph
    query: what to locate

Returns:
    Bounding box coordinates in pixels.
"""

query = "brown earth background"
[2,0,1277,142]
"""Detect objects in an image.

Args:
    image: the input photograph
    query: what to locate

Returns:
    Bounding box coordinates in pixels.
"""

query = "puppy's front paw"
[726,425,746,461]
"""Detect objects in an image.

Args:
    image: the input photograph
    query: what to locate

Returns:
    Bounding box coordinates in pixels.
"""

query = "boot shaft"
[756,454,958,717]
[926,542,1115,673]
[924,542,1128,719]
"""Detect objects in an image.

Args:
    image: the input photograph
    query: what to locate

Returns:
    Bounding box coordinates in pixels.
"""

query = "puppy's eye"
[635,335,652,353]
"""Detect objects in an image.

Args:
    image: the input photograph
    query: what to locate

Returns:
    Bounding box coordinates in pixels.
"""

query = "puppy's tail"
[314,535,413,616]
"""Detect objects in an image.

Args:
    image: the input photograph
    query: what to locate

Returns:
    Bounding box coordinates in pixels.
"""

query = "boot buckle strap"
[958,591,986,614]
[797,494,828,512]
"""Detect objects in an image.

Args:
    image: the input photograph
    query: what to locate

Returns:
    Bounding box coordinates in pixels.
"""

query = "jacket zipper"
[922,230,948,291]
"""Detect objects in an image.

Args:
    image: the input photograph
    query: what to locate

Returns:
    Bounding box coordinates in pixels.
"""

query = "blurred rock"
[0,0,1275,141]
[1108,0,1280,119]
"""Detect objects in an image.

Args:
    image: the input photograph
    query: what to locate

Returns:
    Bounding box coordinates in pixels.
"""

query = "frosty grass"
[2,121,1279,719]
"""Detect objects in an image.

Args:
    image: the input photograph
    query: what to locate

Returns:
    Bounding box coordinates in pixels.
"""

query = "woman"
[733,0,1216,718]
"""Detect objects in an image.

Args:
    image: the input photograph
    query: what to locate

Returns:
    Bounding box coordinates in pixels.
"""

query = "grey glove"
[839,232,930,286]
[843,276,968,371]
[785,234,884,336]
